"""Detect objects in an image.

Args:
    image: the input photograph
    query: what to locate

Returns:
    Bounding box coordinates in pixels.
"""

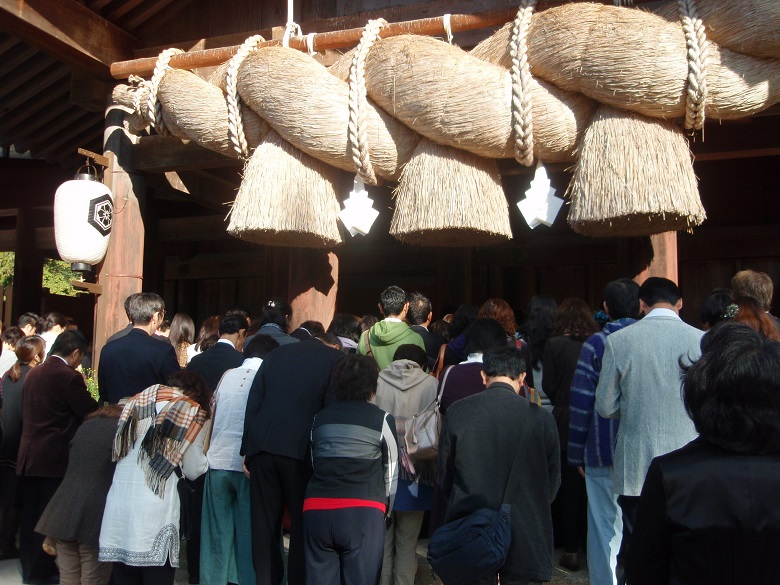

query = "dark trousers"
[248,452,310,585]
[617,495,641,585]
[184,473,205,583]
[0,464,20,554]
[557,452,587,553]
[111,561,176,585]
[303,507,385,585]
[19,476,61,583]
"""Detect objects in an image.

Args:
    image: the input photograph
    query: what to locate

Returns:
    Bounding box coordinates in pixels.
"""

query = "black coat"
[98,328,181,404]
[17,357,97,478]
[627,438,780,585]
[438,382,560,583]
[0,366,30,463]
[411,325,447,368]
[241,341,343,461]
[35,416,118,548]
[186,340,245,391]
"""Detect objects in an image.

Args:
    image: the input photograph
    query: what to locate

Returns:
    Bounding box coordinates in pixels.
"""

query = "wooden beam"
[133,135,240,172]
[0,0,137,79]
[112,0,659,78]
[158,215,232,242]
[145,170,236,211]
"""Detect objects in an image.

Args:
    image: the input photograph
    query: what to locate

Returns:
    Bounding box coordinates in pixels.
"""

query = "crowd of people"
[0,268,777,585]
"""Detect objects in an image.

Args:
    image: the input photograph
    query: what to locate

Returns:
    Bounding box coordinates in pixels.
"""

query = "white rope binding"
[442,14,454,44]
[348,18,387,186]
[146,48,184,136]
[678,0,710,131]
[509,0,537,167]
[226,34,265,158]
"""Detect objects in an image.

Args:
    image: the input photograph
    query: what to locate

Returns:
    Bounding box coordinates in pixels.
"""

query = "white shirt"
[643,307,681,320]
[207,357,263,472]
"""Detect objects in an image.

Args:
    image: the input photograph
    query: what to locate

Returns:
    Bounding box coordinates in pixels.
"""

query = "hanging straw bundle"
[567,105,705,237]
[656,0,780,59]
[112,69,269,158]
[391,138,512,246]
[236,46,419,182]
[473,4,780,120]
[227,130,343,247]
[363,35,594,163]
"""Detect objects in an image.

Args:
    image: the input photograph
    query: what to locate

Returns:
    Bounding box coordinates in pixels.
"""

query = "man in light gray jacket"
[596,277,703,584]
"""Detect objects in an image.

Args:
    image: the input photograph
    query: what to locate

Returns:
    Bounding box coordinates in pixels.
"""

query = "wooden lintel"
[0,0,138,80]
[158,216,232,242]
[133,136,240,172]
[112,0,659,79]
[71,280,103,295]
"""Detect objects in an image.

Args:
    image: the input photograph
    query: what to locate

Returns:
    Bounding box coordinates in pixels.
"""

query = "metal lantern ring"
[54,163,114,273]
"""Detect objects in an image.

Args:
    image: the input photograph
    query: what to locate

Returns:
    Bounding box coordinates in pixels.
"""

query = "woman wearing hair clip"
[723,297,780,341]
[247,298,299,347]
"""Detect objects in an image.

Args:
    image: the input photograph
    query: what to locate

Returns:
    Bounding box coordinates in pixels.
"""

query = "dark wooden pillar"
[12,206,46,321]
[288,249,338,330]
[94,105,146,368]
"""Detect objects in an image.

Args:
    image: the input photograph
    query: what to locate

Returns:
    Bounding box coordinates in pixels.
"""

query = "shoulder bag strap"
[502,403,540,504]
[361,329,374,357]
[433,343,447,379]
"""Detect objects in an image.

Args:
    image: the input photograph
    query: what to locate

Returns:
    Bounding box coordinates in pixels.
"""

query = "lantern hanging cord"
[348,18,387,186]
[678,0,710,132]
[226,34,266,158]
[147,48,184,136]
[509,0,537,167]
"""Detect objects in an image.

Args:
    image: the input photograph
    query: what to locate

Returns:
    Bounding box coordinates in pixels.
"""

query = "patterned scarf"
[113,384,207,498]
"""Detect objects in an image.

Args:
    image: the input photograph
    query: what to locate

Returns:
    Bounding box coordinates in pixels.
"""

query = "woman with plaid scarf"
[99,371,212,585]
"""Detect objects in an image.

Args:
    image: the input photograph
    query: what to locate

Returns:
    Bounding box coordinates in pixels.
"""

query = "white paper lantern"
[54,168,113,271]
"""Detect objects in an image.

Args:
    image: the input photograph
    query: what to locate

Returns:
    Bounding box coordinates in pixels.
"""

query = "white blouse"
[99,401,208,567]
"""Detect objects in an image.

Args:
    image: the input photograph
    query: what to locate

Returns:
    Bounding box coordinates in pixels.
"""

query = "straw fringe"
[227,130,343,248]
[567,105,706,237]
[391,138,512,247]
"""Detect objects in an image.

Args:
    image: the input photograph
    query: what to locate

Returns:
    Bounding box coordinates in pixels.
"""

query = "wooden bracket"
[77,148,110,168]
[71,280,103,295]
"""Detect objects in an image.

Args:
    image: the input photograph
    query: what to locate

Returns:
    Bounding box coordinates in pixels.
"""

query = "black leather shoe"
[559,551,580,572]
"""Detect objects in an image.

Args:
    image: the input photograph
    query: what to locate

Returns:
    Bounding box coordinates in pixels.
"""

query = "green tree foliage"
[0,252,83,297]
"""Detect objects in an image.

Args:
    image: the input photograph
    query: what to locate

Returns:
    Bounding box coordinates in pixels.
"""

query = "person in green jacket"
[358,285,426,369]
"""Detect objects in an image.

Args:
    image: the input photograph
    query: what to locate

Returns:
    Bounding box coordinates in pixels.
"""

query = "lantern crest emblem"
[88,194,113,236]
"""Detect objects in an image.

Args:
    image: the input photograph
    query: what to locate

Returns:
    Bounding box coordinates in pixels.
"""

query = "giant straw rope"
[112,0,780,245]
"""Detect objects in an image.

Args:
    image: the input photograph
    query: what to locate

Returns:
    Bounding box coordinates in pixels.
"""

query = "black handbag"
[427,403,539,585]
[174,467,195,541]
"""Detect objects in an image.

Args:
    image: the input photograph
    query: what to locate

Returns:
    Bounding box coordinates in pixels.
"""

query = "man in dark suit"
[17,330,97,585]
[439,346,560,585]
[242,340,344,585]
[98,292,180,404]
[187,313,247,391]
[408,291,446,369]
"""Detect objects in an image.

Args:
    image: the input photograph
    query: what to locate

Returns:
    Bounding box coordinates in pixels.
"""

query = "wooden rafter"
[0,0,137,79]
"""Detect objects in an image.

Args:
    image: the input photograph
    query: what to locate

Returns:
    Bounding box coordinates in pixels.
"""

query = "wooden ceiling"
[0,0,199,167]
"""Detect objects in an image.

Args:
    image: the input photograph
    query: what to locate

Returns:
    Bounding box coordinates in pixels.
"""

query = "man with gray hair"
[98,292,180,403]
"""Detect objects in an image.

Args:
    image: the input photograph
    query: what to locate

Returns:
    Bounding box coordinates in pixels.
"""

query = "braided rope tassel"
[678,0,710,131]
[128,74,151,120]
[509,0,537,167]
[226,35,266,158]
[348,18,387,186]
[147,48,184,136]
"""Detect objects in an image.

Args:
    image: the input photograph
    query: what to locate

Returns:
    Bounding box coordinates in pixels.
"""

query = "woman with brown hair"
[479,298,535,388]
[725,296,780,341]
[169,313,195,368]
[543,298,598,572]
[186,315,222,364]
[0,335,46,560]
[99,371,212,585]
